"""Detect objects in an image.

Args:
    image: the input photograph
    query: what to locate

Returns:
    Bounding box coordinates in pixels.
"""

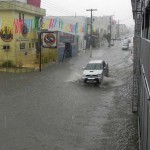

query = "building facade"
[85,16,118,48]
[131,0,150,149]
[0,0,45,69]
[43,16,87,51]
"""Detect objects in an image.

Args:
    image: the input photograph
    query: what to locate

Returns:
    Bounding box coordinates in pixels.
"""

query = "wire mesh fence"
[138,38,150,150]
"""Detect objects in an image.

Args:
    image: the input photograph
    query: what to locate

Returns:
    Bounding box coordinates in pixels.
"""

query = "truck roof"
[89,60,103,64]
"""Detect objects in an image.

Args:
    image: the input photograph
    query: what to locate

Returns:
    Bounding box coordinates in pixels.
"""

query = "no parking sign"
[43,32,57,48]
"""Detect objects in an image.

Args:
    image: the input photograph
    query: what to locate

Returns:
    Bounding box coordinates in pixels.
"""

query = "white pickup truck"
[82,60,109,85]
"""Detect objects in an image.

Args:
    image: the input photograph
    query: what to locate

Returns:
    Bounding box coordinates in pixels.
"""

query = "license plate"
[87,79,96,83]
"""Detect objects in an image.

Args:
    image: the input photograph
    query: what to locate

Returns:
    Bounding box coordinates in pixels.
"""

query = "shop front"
[41,31,78,63]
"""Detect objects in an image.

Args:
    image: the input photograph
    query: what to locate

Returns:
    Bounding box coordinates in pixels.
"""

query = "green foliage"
[2,60,13,68]
[18,61,23,68]
[103,33,111,43]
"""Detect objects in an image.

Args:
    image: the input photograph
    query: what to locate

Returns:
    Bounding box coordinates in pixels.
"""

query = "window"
[20,43,25,49]
[19,13,21,20]
[3,45,10,50]
[32,43,34,48]
[29,43,31,48]
[22,14,24,21]
[142,4,150,39]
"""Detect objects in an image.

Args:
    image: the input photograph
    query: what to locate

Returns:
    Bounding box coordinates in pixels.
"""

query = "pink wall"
[27,0,41,7]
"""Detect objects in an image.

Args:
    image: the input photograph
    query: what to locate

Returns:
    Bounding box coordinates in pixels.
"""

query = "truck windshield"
[85,63,103,70]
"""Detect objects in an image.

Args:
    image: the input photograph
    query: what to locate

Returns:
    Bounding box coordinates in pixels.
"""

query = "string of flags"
[0,17,87,34]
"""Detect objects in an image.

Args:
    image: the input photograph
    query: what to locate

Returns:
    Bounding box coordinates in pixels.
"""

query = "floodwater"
[0,41,138,150]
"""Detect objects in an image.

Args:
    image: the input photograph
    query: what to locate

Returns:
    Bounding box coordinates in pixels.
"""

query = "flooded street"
[0,41,138,150]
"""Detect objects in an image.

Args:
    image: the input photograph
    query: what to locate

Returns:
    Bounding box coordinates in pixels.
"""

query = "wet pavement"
[0,41,138,150]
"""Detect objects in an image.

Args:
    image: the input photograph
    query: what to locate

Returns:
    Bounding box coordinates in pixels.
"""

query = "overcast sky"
[41,0,134,27]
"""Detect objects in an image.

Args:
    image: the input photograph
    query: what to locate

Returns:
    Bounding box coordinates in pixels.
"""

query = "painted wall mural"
[0,17,39,42]
[0,26,13,42]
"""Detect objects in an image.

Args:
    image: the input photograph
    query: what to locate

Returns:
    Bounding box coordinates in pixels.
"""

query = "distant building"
[117,24,128,37]
[27,0,41,7]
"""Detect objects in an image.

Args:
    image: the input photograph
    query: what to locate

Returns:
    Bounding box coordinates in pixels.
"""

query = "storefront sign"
[43,32,57,48]
[60,32,74,43]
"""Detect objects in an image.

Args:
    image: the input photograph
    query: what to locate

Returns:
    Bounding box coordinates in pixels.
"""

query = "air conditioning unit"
[3,45,10,51]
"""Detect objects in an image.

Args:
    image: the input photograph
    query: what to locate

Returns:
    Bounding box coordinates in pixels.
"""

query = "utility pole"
[38,18,43,72]
[110,16,112,41]
[86,9,97,57]
[117,20,120,39]
[109,15,114,44]
[39,32,42,72]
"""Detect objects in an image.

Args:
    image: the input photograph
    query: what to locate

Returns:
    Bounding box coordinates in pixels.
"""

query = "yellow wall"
[0,10,39,67]
[0,4,60,69]
[0,11,15,65]
[41,48,58,64]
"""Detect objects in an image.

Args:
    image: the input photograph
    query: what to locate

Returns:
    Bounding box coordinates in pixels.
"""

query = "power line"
[41,0,75,16]
[41,0,88,25]
[45,0,75,15]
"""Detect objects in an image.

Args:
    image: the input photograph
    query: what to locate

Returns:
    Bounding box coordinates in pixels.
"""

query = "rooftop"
[89,60,103,64]
[0,1,45,16]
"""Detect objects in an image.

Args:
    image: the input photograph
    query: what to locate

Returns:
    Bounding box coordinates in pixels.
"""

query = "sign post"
[39,32,42,72]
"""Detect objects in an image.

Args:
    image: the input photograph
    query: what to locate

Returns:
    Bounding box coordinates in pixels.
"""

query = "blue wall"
[57,32,78,62]
[58,44,65,62]
[71,44,77,57]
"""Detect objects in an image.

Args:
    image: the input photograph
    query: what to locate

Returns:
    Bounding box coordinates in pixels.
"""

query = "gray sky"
[41,0,134,26]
